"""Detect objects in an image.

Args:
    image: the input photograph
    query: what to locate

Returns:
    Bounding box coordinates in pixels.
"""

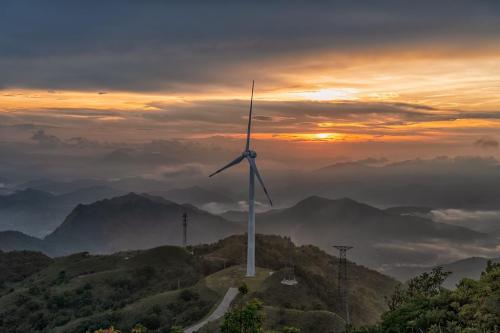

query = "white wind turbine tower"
[209,81,273,277]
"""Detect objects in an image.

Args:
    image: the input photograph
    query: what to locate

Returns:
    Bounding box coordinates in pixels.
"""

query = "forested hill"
[0,234,397,333]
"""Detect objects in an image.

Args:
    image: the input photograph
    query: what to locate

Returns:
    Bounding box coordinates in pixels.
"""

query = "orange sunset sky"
[2,1,500,166]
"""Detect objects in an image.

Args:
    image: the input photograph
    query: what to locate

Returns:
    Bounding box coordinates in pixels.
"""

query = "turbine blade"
[245,80,255,151]
[209,154,244,177]
[247,157,273,206]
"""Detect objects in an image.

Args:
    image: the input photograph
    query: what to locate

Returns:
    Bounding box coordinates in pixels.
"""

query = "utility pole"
[182,212,188,248]
[333,245,353,328]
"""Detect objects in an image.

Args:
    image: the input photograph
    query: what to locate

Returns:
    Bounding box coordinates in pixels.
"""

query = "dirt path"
[184,287,239,333]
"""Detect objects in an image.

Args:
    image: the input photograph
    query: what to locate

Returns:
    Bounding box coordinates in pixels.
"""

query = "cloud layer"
[1,1,500,92]
[2,1,500,181]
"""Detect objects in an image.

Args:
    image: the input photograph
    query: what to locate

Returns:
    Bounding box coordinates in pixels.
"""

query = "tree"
[354,263,500,333]
[405,266,450,298]
[239,283,249,296]
[221,298,265,333]
[385,266,450,310]
[131,323,147,333]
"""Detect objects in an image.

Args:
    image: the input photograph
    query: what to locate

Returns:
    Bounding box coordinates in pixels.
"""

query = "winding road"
[184,287,239,333]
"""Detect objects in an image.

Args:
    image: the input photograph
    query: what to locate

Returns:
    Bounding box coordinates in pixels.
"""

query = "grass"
[52,261,271,332]
[204,265,272,295]
[180,265,273,330]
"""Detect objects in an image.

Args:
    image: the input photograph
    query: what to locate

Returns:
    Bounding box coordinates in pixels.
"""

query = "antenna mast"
[182,212,188,248]
[333,245,353,328]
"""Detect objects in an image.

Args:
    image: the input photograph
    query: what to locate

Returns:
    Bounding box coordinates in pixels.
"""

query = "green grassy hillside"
[0,250,52,290]
[0,246,213,333]
[198,235,398,324]
[0,235,398,333]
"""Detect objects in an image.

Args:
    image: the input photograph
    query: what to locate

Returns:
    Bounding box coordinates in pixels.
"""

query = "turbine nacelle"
[244,150,257,158]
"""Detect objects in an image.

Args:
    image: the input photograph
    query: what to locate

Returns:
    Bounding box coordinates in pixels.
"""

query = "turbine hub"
[244,150,257,158]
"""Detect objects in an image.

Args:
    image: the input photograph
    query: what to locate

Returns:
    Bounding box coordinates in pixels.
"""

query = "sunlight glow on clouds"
[1,1,500,156]
[287,88,359,101]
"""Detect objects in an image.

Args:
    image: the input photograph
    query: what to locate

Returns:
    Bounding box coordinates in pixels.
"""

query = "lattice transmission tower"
[182,212,188,248]
[333,245,353,327]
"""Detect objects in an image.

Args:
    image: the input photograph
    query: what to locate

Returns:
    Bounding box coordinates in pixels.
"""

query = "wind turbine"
[209,81,273,277]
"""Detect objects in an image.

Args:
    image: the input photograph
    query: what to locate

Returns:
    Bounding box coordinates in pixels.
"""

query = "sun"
[287,132,342,142]
[314,133,337,140]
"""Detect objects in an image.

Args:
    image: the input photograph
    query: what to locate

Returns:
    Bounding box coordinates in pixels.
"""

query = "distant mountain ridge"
[308,156,500,210]
[257,195,499,270]
[0,190,242,256]
[43,192,242,255]
[0,194,497,275]
[0,230,46,252]
[384,256,500,289]
[0,186,125,237]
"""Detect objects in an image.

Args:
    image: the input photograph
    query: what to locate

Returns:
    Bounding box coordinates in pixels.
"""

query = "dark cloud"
[356,157,389,166]
[142,99,500,137]
[65,137,101,149]
[29,129,108,150]
[3,99,500,143]
[1,1,499,92]
[11,124,38,130]
[253,115,294,123]
[474,137,499,149]
[31,129,63,148]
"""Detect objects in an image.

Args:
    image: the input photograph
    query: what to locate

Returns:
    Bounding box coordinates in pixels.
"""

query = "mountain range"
[385,205,500,237]
[6,155,500,212]
[229,156,500,211]
[0,183,241,238]
[1,193,497,280]
[2,191,241,256]
[44,193,242,255]
[383,256,500,289]
[256,196,498,270]
[0,230,46,252]
[0,186,124,237]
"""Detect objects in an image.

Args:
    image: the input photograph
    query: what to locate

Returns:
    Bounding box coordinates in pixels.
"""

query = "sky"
[2,1,500,176]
